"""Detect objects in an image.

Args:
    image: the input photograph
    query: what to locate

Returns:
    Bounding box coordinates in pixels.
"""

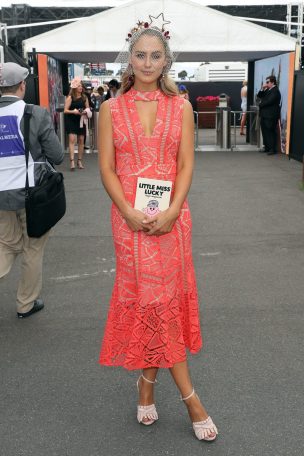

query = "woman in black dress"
[64,78,89,170]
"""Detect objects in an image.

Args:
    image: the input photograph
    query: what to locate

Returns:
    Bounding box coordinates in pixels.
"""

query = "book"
[134,177,173,216]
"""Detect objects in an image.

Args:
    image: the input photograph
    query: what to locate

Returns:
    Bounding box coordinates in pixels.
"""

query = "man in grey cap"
[0,61,29,87]
[0,62,64,318]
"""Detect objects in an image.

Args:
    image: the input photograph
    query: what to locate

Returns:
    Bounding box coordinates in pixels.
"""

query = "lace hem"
[99,288,203,370]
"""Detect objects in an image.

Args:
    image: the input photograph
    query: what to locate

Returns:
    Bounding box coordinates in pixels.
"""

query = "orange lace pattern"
[99,89,202,370]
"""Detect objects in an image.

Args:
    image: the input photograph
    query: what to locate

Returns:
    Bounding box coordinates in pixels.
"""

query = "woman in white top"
[240,80,247,135]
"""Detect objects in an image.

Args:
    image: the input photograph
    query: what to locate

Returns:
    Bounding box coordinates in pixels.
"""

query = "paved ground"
[1,150,304,456]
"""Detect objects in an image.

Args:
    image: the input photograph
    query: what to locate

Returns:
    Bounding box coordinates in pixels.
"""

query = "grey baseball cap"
[0,62,29,87]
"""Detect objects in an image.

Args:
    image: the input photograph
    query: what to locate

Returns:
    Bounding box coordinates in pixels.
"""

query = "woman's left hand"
[144,208,179,236]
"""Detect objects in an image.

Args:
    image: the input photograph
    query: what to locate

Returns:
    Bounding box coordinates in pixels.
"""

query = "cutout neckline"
[129,87,162,102]
[129,89,163,138]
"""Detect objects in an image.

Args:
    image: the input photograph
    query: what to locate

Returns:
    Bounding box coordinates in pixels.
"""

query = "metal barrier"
[216,107,231,149]
[57,108,261,152]
[193,110,218,148]
[248,106,263,149]
[193,110,199,149]
[58,111,66,150]
[87,116,95,151]
[230,110,261,149]
[93,111,99,150]
[194,109,262,151]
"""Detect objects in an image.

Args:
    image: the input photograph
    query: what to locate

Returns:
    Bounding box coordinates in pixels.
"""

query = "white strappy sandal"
[181,389,218,441]
[137,374,158,426]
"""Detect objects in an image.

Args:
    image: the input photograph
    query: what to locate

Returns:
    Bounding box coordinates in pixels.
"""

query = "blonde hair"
[120,27,178,97]
[242,80,247,86]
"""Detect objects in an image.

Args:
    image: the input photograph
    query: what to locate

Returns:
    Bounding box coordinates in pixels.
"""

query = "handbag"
[24,105,66,238]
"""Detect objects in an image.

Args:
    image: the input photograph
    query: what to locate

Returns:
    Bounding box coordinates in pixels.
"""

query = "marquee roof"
[22,0,296,62]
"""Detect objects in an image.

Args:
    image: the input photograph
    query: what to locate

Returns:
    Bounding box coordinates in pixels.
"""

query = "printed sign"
[0,115,24,157]
[0,100,34,191]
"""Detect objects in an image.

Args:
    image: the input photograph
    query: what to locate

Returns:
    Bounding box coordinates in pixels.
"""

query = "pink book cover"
[134,177,172,217]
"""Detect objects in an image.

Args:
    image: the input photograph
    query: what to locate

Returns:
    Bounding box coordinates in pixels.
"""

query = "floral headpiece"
[126,13,171,42]
[70,77,82,89]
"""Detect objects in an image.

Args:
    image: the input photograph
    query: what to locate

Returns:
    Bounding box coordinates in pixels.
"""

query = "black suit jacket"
[257,86,281,119]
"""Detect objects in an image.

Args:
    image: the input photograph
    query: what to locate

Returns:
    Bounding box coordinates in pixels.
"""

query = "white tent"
[22,0,296,63]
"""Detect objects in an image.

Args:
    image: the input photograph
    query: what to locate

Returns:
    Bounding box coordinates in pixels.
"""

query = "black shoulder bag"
[24,105,66,238]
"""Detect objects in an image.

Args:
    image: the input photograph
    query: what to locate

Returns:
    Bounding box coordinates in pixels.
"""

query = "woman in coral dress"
[98,19,218,442]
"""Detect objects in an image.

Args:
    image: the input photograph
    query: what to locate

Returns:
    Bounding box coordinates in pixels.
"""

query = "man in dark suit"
[257,75,281,155]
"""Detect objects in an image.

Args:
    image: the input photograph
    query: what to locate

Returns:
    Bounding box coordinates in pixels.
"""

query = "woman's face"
[76,84,83,94]
[130,34,167,85]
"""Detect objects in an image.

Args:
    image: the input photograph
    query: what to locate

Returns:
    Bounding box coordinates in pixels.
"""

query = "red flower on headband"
[70,77,82,89]
[126,14,171,42]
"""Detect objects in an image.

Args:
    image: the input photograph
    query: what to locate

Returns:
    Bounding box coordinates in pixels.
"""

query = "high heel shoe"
[77,158,84,169]
[181,389,218,441]
[70,159,75,171]
[137,374,158,426]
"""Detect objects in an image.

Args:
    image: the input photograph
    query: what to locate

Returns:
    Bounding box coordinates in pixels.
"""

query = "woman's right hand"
[74,109,81,115]
[123,206,153,232]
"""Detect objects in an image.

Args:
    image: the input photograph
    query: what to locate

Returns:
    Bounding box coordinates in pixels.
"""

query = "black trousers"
[260,117,279,152]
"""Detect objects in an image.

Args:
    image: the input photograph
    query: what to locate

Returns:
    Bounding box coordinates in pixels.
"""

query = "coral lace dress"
[99,88,202,370]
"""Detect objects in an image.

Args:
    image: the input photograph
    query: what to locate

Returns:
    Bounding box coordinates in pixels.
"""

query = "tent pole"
[247,61,255,144]
[0,23,8,46]
[295,43,301,70]
[32,47,40,105]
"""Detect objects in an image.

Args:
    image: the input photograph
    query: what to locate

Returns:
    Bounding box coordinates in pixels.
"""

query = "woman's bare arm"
[63,95,79,115]
[146,100,194,236]
[170,99,195,215]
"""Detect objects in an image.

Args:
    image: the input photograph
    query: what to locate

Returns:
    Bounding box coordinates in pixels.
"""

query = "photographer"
[0,62,64,318]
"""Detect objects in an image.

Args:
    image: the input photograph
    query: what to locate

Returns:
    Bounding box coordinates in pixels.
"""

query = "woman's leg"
[138,367,159,406]
[240,112,246,135]
[68,134,76,169]
[77,134,85,168]
[138,367,159,424]
[169,360,212,424]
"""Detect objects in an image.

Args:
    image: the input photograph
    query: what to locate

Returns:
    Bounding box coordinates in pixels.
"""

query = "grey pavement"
[1,150,304,456]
